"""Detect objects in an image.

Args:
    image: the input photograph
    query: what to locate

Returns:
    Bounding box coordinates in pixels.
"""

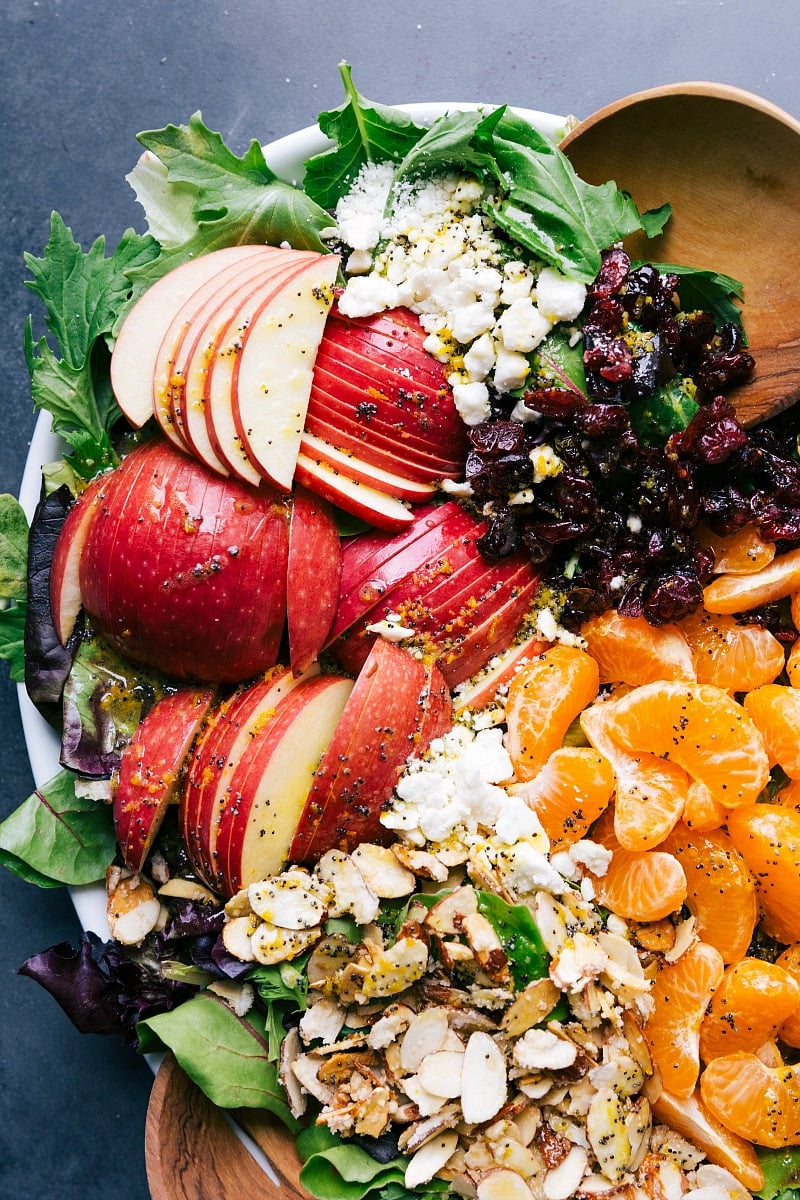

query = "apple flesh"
[286,486,342,675]
[57,437,342,683]
[113,686,217,872]
[49,473,110,645]
[289,639,453,863]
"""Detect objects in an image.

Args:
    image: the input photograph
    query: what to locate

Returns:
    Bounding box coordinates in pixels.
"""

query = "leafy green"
[297,1123,410,1200]
[391,106,506,191]
[0,495,28,681]
[303,61,428,209]
[756,1146,800,1200]
[23,215,156,476]
[138,992,298,1126]
[0,769,116,887]
[126,112,335,301]
[247,958,309,1060]
[477,890,551,990]
[629,375,699,445]
[650,261,746,329]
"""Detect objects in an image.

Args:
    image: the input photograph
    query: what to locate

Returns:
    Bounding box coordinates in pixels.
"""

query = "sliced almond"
[477,1167,537,1200]
[398,1104,463,1153]
[461,912,510,983]
[460,1031,507,1124]
[298,995,347,1046]
[405,1129,459,1190]
[400,1007,450,1073]
[501,977,560,1038]
[317,849,380,925]
[248,875,327,929]
[292,1052,335,1104]
[424,886,478,936]
[402,1073,450,1117]
[221,915,257,962]
[355,936,429,1001]
[417,1049,465,1099]
[543,1144,589,1200]
[158,877,218,903]
[106,867,162,946]
[279,1027,307,1118]
[392,842,450,882]
[586,1088,631,1182]
[351,843,417,897]
[250,921,321,965]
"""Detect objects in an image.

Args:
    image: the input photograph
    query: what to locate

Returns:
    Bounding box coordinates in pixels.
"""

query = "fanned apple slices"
[111,244,339,493]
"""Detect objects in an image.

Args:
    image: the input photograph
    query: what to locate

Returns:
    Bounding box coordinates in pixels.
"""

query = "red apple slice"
[180,665,311,890]
[286,486,342,675]
[298,430,438,503]
[49,473,110,645]
[289,639,441,863]
[230,254,341,491]
[214,673,354,895]
[114,686,217,872]
[453,632,551,712]
[294,451,414,531]
[303,406,452,482]
[110,245,267,428]
[154,247,293,462]
[436,565,541,687]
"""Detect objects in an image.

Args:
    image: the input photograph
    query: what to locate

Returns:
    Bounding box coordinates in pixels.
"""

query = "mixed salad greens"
[2,62,800,1200]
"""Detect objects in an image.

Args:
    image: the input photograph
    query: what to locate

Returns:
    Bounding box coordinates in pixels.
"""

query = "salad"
[2,62,800,1200]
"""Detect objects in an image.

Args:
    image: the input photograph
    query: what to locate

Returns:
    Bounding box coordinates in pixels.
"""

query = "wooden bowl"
[560,82,800,426]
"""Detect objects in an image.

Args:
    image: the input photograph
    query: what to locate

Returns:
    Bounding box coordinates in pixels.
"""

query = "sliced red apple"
[304,405,453,482]
[229,254,341,491]
[180,665,311,890]
[298,430,438,503]
[286,486,342,675]
[294,451,414,531]
[214,673,354,895]
[110,245,267,428]
[49,473,110,645]
[113,686,217,872]
[289,639,444,863]
[453,632,551,712]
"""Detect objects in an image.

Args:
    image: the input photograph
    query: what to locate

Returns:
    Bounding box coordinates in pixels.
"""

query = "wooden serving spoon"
[560,82,800,427]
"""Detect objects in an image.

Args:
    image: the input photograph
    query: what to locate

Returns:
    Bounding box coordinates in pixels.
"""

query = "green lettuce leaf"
[138,992,298,1126]
[297,1123,410,1200]
[756,1145,800,1200]
[303,61,428,209]
[0,602,26,682]
[0,769,116,886]
[652,262,746,329]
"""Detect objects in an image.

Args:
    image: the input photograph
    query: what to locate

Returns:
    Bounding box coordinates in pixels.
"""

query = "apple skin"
[294,452,416,531]
[113,686,217,872]
[289,639,453,863]
[287,486,342,675]
[453,632,551,712]
[49,473,110,645]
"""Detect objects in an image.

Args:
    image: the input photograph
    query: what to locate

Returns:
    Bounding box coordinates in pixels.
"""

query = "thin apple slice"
[286,486,342,675]
[289,639,437,863]
[215,673,354,895]
[298,430,438,503]
[453,632,551,712]
[114,686,217,872]
[231,255,341,491]
[303,406,451,482]
[203,253,330,486]
[111,245,267,428]
[180,665,311,890]
[49,473,109,645]
[295,450,414,531]
[153,247,290,461]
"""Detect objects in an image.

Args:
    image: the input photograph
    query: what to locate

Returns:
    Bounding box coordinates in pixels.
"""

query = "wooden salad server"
[145,1053,307,1200]
[561,82,800,428]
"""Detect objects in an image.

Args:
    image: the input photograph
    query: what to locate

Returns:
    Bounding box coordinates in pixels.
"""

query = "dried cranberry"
[667,396,747,464]
[523,387,587,417]
[477,507,520,560]
[589,247,630,299]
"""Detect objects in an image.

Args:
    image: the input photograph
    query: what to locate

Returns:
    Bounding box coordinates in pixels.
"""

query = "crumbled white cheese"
[452,380,491,426]
[530,444,564,483]
[535,267,587,322]
[513,1028,578,1071]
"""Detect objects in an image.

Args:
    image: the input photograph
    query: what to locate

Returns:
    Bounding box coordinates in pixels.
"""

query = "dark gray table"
[1,2,796,1196]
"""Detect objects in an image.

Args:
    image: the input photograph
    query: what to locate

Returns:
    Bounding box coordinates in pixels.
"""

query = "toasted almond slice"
[351,843,417,897]
[405,1129,459,1190]
[461,1031,507,1124]
[221,915,257,961]
[400,1007,450,1073]
[157,878,218,903]
[501,977,560,1038]
[106,867,162,946]
[402,1073,450,1117]
[424,885,479,935]
[248,876,327,930]
[317,849,381,926]
[586,1088,631,1183]
[398,1104,463,1154]
[461,911,510,982]
[543,1145,589,1200]
[356,936,428,1001]
[392,843,450,882]
[417,1049,466,1099]
[292,1052,335,1105]
[251,921,321,965]
[477,1167,537,1200]
[279,1027,307,1119]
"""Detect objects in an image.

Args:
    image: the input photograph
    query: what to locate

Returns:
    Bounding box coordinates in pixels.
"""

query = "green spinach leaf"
[303,62,428,209]
[0,769,116,886]
[138,992,298,1126]
[297,1123,410,1200]
[477,890,551,990]
[756,1145,800,1200]
[650,262,746,329]
[248,958,309,1060]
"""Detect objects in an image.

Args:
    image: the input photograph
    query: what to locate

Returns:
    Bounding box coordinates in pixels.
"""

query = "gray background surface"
[1,2,797,1196]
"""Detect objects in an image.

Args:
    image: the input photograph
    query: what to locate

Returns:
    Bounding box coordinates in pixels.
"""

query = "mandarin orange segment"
[726,804,800,945]
[683,779,727,832]
[743,685,800,778]
[776,778,800,811]
[589,809,688,922]
[698,957,800,1062]
[775,945,800,1048]
[678,608,785,692]
[697,523,776,575]
[661,824,758,964]
[580,609,695,686]
[592,681,769,808]
[505,645,599,782]
[581,701,690,851]
[786,638,800,688]
[703,545,800,614]
[650,1090,764,1192]
[643,940,725,1098]
[511,746,614,849]
[700,1052,800,1148]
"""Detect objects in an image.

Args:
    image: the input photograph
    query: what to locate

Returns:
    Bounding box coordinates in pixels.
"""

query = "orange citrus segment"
[703,545,800,614]
[589,808,687,922]
[697,523,776,575]
[775,945,800,1048]
[581,701,690,851]
[643,940,725,1098]
[505,645,599,782]
[700,1052,800,1148]
[786,638,800,687]
[743,685,800,778]
[683,779,728,833]
[699,957,800,1061]
[726,804,800,944]
[661,824,758,964]
[511,746,614,849]
[776,778,800,811]
[580,609,695,686]
[590,681,769,808]
[650,1090,764,1192]
[678,608,785,692]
